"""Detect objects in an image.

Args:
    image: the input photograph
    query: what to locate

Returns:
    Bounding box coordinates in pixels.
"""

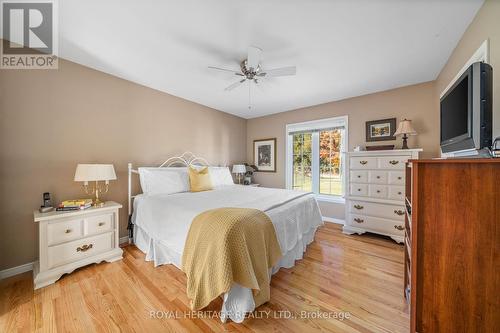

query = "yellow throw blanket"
[181,208,282,310]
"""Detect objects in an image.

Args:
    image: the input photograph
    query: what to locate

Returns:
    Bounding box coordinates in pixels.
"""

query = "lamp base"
[401,134,409,149]
[92,197,105,207]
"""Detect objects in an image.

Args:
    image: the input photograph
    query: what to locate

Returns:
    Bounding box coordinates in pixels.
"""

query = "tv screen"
[440,75,469,143]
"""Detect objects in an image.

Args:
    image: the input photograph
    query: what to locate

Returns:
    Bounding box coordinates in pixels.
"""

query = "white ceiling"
[59,0,484,119]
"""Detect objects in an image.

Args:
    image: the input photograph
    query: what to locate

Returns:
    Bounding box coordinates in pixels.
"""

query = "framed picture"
[253,138,276,172]
[366,118,397,142]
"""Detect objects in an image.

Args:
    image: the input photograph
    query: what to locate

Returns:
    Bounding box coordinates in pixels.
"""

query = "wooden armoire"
[404,158,499,333]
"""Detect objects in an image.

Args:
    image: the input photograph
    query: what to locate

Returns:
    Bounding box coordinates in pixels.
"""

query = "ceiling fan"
[208,46,296,108]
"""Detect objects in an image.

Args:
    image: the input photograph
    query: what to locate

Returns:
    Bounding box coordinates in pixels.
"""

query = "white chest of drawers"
[343,149,421,243]
[33,201,123,289]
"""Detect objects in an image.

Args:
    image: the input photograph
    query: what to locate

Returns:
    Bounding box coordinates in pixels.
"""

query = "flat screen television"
[440,62,492,156]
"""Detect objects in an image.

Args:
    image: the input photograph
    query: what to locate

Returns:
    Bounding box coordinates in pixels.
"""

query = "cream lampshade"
[232,164,247,184]
[74,164,116,206]
[394,119,417,149]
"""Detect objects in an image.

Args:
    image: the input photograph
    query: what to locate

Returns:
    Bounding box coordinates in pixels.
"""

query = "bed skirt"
[133,223,319,323]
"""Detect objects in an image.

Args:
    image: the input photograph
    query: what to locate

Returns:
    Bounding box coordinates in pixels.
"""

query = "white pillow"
[208,166,235,187]
[138,167,189,195]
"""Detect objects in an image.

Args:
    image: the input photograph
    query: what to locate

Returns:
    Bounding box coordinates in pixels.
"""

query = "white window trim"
[285,116,348,202]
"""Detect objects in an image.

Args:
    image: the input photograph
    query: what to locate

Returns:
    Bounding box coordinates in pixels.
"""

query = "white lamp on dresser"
[33,202,123,289]
[343,149,422,243]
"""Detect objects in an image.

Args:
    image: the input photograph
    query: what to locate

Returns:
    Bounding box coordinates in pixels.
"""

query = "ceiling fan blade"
[258,66,296,77]
[247,46,262,71]
[208,66,244,76]
[224,79,246,91]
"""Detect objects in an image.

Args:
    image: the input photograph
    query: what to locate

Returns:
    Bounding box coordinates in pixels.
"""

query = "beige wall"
[0,58,247,270]
[246,81,438,194]
[436,0,500,139]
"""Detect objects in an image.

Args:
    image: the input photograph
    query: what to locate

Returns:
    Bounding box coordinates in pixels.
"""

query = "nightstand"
[33,201,123,289]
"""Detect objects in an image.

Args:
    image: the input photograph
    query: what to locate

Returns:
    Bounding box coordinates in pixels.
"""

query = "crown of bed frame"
[127,152,211,222]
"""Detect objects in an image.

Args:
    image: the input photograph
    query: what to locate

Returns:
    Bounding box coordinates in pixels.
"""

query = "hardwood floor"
[0,223,409,332]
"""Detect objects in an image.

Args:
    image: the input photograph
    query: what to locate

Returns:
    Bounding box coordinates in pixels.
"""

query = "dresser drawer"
[47,232,113,269]
[350,183,368,196]
[350,157,377,169]
[368,170,388,184]
[349,200,405,221]
[388,171,405,185]
[388,186,405,200]
[350,170,368,183]
[349,214,405,236]
[85,213,113,235]
[47,218,84,246]
[369,184,388,198]
[377,156,408,170]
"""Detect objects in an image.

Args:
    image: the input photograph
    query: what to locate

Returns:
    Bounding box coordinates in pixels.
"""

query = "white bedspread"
[132,185,323,322]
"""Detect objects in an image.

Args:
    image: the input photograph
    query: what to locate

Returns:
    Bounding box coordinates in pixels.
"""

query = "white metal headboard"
[127,151,210,216]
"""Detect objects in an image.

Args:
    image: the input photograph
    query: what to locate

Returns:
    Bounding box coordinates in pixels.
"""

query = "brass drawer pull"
[359,160,368,165]
[354,218,364,223]
[353,204,364,210]
[398,176,402,180]
[394,210,405,216]
[77,244,93,252]
[357,175,361,178]
[65,229,72,234]
[389,160,399,165]
[98,222,105,226]
[376,176,381,179]
[398,192,402,195]
[357,188,362,191]
[394,225,404,231]
[376,190,381,193]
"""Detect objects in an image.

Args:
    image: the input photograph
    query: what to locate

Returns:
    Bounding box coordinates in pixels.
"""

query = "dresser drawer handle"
[398,192,402,195]
[77,244,93,252]
[354,218,364,223]
[394,210,405,216]
[376,176,380,179]
[398,176,402,180]
[389,160,399,165]
[357,188,362,192]
[376,190,381,193]
[353,204,364,210]
[357,175,361,178]
[98,222,105,226]
[65,229,72,234]
[394,225,404,231]
[359,161,368,165]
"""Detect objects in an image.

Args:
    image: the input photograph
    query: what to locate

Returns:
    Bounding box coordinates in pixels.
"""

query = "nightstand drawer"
[47,219,84,246]
[86,213,113,235]
[47,232,113,269]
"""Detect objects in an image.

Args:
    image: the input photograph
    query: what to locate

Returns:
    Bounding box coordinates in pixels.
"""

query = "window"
[286,116,347,201]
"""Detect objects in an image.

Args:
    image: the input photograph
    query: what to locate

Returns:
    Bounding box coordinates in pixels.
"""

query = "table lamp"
[394,119,417,149]
[232,164,247,184]
[74,164,117,206]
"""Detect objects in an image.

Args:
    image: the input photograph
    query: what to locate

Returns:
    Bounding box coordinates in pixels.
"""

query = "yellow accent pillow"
[188,166,213,192]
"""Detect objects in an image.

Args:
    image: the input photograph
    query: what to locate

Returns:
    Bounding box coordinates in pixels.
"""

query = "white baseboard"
[119,236,130,245]
[323,216,345,225]
[0,261,34,280]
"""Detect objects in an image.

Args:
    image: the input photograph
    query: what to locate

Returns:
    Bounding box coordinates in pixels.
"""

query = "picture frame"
[253,138,276,172]
[365,118,397,142]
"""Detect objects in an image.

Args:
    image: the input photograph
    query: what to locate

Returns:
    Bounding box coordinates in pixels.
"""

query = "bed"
[128,152,323,323]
